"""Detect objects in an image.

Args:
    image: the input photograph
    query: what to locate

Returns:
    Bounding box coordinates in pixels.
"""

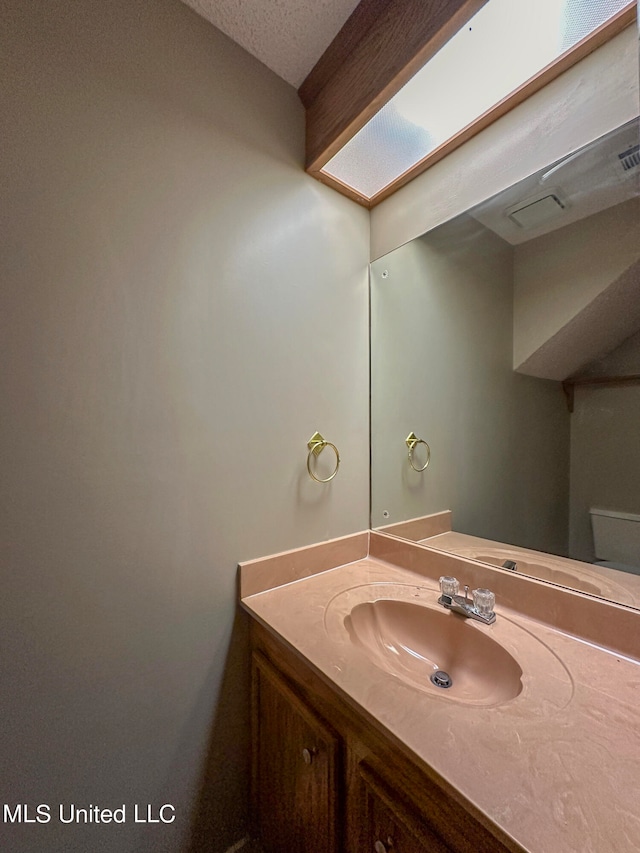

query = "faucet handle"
[439,576,459,597]
[472,588,495,618]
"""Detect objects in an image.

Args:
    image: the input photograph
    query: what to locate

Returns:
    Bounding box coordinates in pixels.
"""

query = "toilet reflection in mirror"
[371,118,640,609]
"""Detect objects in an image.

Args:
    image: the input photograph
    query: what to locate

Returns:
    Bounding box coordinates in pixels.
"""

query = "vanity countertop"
[240,531,640,853]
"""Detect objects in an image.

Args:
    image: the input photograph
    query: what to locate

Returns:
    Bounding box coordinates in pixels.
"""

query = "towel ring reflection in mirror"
[406,432,431,473]
[307,431,340,483]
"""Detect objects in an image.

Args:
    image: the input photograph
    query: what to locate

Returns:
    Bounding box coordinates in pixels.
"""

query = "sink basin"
[345,598,523,706]
[324,582,574,711]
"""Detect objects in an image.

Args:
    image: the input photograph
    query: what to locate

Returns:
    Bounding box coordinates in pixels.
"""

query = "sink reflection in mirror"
[469,555,603,596]
[371,118,640,611]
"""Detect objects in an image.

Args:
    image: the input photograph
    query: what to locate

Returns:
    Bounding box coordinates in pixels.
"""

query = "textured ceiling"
[180,0,361,88]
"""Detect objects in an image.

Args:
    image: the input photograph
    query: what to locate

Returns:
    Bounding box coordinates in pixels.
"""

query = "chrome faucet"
[438,578,496,624]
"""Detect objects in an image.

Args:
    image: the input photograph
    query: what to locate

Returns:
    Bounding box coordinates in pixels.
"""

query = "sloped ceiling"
[471,119,640,382]
[516,258,640,381]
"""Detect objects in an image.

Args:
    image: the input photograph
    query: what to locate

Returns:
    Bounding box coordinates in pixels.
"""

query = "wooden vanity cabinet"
[250,620,520,853]
[252,652,341,853]
[354,761,451,853]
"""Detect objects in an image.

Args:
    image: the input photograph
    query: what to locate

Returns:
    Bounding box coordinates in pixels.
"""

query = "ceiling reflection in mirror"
[371,117,640,608]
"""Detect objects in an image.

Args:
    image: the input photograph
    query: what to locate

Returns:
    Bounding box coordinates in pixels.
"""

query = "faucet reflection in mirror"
[371,118,640,610]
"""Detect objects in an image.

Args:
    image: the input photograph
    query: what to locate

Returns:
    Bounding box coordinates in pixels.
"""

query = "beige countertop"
[240,532,640,853]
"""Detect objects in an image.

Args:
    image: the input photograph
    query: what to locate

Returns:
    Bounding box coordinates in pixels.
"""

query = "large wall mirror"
[371,116,640,609]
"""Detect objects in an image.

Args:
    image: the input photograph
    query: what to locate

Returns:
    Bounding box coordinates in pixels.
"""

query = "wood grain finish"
[251,651,341,853]
[251,620,521,853]
[300,0,636,206]
[301,0,487,172]
[355,762,451,852]
[298,0,390,109]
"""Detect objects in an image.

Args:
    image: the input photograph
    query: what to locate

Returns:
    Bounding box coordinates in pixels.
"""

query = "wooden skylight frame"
[298,0,637,208]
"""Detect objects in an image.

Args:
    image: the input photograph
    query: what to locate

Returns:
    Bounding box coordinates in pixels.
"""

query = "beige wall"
[514,199,640,373]
[569,330,640,562]
[370,25,639,261]
[370,217,570,555]
[0,2,369,852]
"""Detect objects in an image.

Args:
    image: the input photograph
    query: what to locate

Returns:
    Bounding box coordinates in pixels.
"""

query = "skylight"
[321,0,633,200]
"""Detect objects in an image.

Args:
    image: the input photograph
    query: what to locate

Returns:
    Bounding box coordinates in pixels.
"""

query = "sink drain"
[430,670,453,689]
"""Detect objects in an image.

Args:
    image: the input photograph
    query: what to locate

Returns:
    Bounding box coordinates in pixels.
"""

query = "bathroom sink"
[345,598,523,706]
[323,582,575,711]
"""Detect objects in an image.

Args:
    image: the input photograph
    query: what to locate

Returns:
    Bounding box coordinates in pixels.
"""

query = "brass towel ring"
[406,432,431,472]
[307,431,340,483]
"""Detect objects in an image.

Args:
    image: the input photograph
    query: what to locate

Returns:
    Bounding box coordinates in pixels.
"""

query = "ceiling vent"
[507,193,566,229]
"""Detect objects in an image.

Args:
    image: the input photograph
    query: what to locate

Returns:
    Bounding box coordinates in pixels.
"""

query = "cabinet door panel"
[356,761,451,853]
[252,652,341,853]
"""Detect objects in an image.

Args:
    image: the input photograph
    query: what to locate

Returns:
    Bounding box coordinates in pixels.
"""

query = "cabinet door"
[355,761,452,853]
[252,652,341,853]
